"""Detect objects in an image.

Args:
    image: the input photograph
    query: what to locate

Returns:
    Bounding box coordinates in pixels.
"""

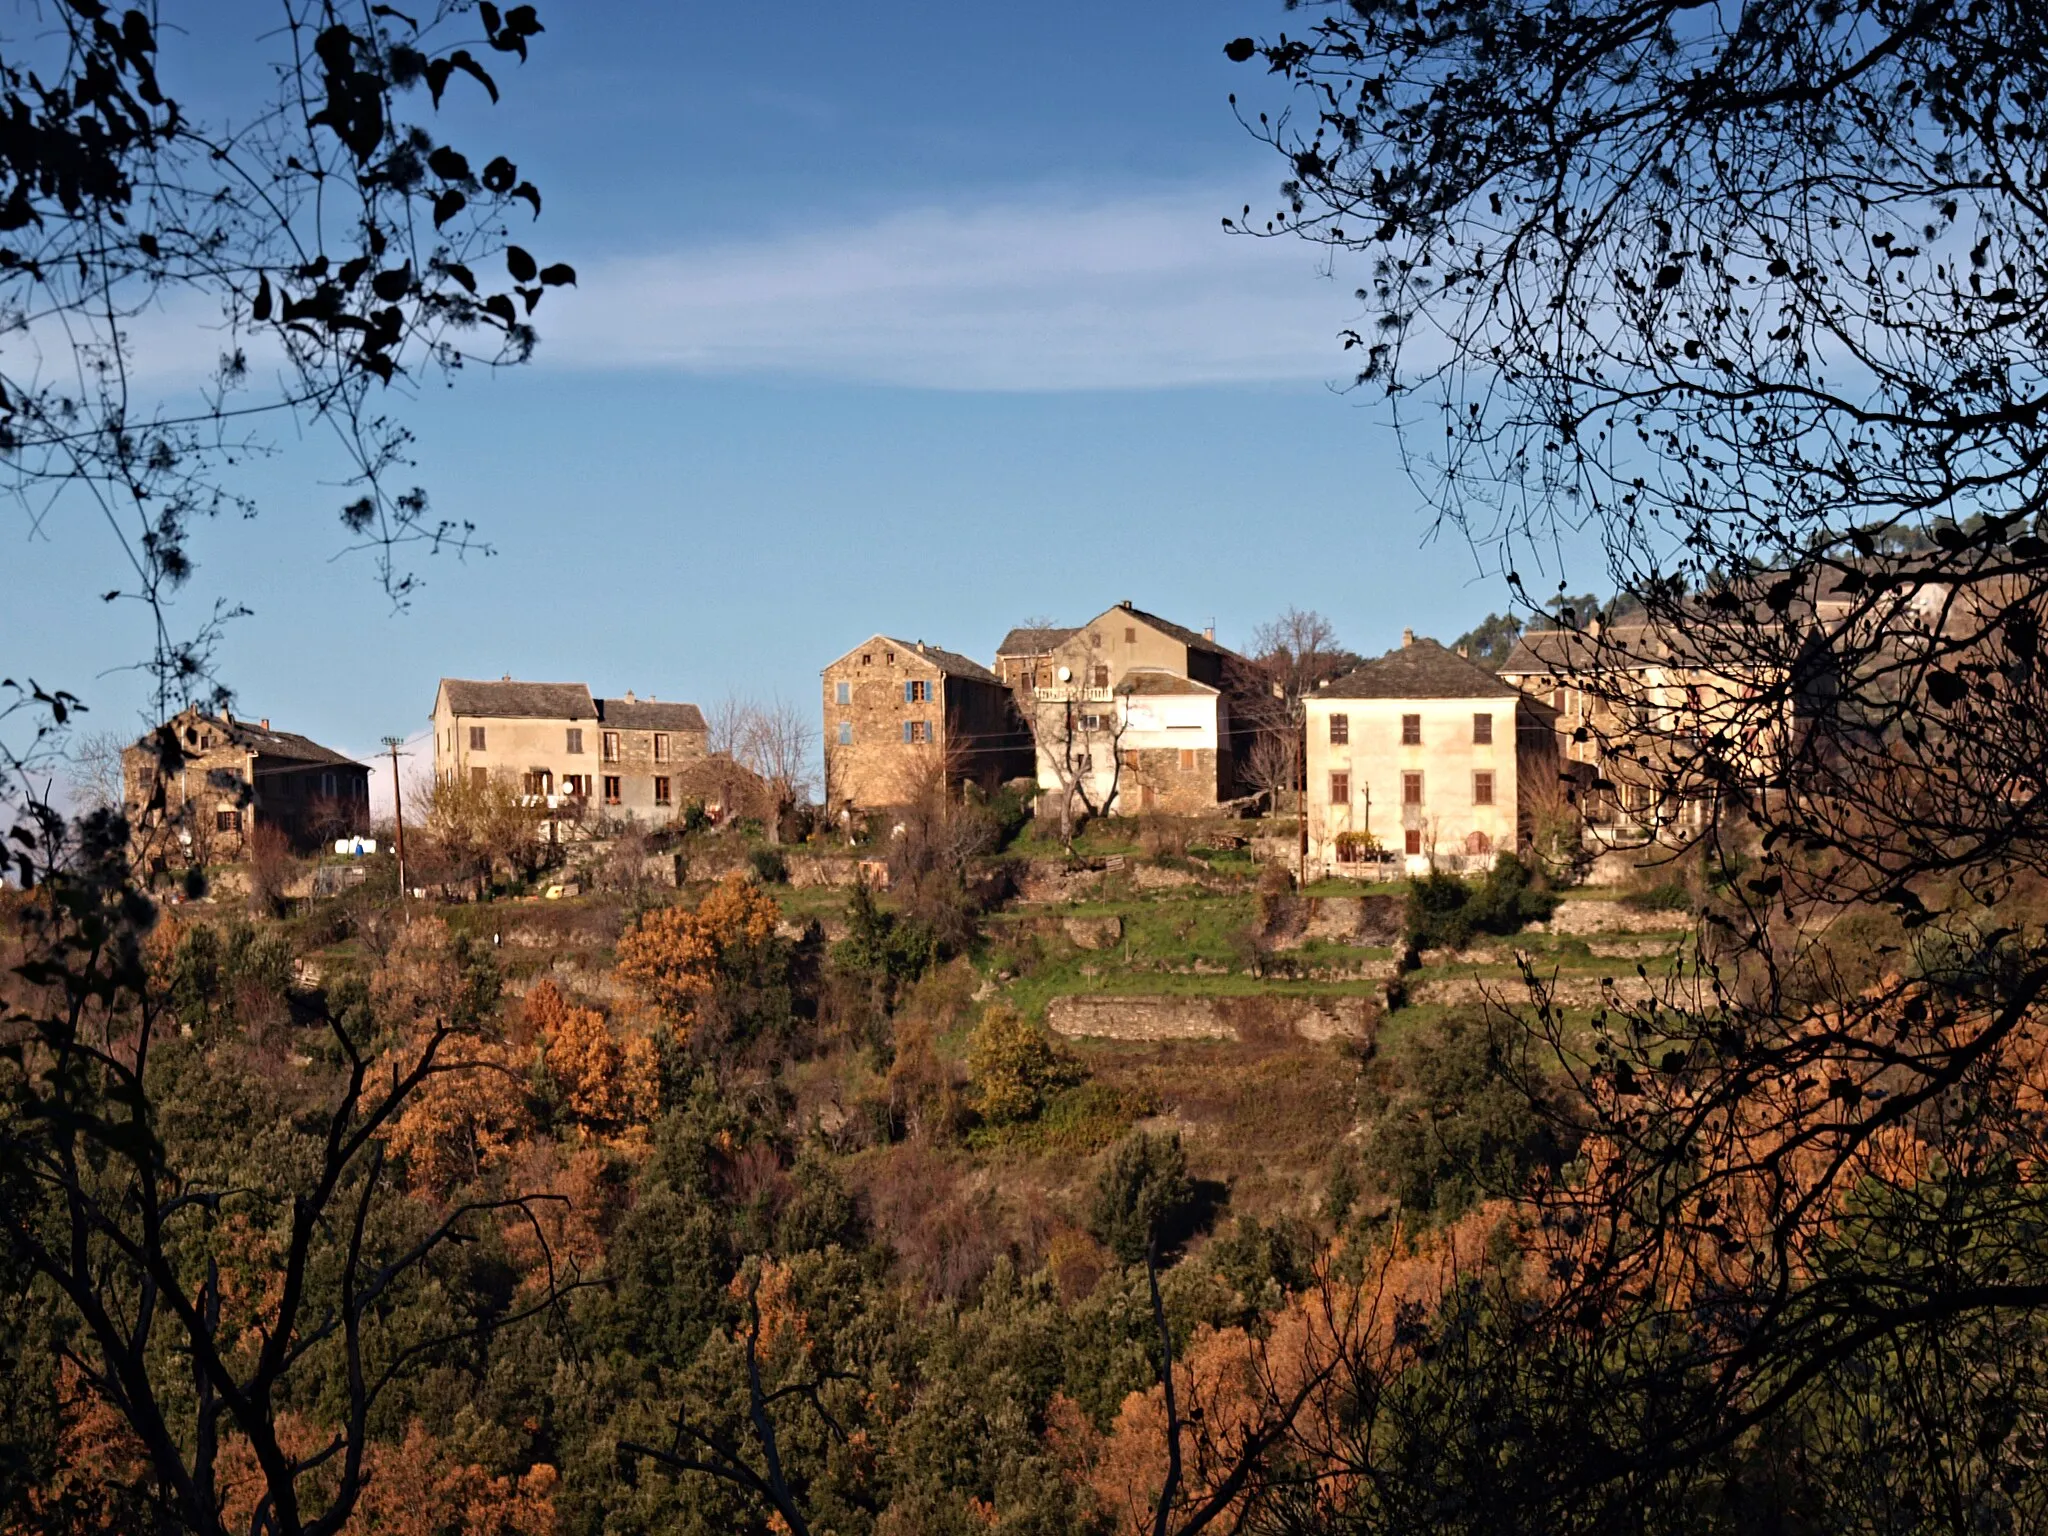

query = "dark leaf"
[504,245,536,282]
[481,155,517,193]
[252,275,272,322]
[1224,37,1257,62]
[372,263,412,301]
[538,262,575,286]
[511,180,541,216]
[482,292,517,326]
[1926,668,1968,707]
[428,145,471,182]
[432,189,467,228]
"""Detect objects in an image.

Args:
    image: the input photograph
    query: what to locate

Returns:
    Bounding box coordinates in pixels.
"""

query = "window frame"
[653,775,672,806]
[469,725,486,751]
[1472,770,1496,806]
[602,775,622,806]
[1472,712,1493,745]
[1330,771,1350,805]
[653,732,669,762]
[1401,713,1422,746]
[1402,770,1424,806]
[601,730,620,763]
[1329,712,1349,745]
[566,727,584,755]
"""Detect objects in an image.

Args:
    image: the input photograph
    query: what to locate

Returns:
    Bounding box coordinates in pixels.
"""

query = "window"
[1404,828,1423,855]
[469,725,486,751]
[524,769,553,796]
[1553,687,1566,712]
[861,653,872,666]
[471,767,487,788]
[563,774,589,798]
[1401,713,1422,745]
[602,731,620,762]
[836,681,851,705]
[654,775,672,806]
[1075,751,1093,773]
[216,808,242,833]
[1079,713,1104,732]
[1178,748,1196,771]
[603,775,622,805]
[321,771,337,798]
[1473,770,1495,806]
[885,650,895,665]
[1466,831,1494,855]
[1329,712,1349,745]
[1473,712,1493,745]
[1402,771,1423,805]
[653,732,669,762]
[905,679,930,703]
[902,720,931,744]
[1124,625,1136,644]
[838,721,852,745]
[1091,664,1110,688]
[566,727,583,754]
[1330,771,1350,804]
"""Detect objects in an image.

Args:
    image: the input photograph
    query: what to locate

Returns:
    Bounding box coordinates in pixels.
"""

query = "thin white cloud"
[539,186,1364,391]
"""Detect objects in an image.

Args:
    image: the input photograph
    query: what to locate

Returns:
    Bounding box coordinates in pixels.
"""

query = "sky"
[7,1,1597,807]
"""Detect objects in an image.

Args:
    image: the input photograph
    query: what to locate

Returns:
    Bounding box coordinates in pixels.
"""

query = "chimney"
[1203,621,1215,641]
[1402,628,1415,648]
[501,673,511,682]
[1120,599,1133,610]
[260,718,269,730]
[624,690,636,703]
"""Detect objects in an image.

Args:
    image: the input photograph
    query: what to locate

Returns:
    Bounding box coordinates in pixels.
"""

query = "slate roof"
[176,713,365,769]
[597,698,708,732]
[874,637,1003,685]
[439,678,598,720]
[1317,638,1522,700]
[996,626,1079,656]
[1122,669,1219,696]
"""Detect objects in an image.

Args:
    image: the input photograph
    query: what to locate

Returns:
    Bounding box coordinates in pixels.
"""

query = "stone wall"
[1044,992,1374,1043]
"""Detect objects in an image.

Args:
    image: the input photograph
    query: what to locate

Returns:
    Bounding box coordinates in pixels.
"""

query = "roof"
[997,626,1079,656]
[827,635,1002,685]
[597,697,707,732]
[1315,638,1522,701]
[438,678,598,720]
[1121,669,1219,696]
[160,711,366,769]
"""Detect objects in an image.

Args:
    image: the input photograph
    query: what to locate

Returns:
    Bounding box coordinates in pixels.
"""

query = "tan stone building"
[820,636,1032,811]
[122,706,370,866]
[430,678,707,823]
[1301,635,1558,877]
[1023,602,1273,814]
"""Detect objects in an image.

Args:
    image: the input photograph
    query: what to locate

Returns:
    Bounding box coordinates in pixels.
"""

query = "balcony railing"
[1033,685,1114,703]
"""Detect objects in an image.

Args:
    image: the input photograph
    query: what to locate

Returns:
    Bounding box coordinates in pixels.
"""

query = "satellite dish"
[1057,665,1072,682]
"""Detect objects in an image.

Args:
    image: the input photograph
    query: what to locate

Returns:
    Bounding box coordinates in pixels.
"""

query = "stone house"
[820,636,1033,811]
[1024,601,1273,813]
[122,707,370,866]
[1301,634,1558,877]
[993,626,1078,688]
[430,678,708,824]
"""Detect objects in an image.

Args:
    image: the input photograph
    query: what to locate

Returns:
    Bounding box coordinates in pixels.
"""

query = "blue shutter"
[901,721,913,744]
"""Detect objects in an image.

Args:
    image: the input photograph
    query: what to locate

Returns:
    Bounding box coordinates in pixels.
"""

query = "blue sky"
[10,2,1591,801]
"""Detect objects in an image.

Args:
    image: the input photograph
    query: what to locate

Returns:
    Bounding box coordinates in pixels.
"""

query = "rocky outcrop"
[1062,915,1124,950]
[1264,894,1406,950]
[1044,992,1374,1043]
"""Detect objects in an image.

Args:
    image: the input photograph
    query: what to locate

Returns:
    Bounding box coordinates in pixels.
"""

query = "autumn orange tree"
[614,873,780,1036]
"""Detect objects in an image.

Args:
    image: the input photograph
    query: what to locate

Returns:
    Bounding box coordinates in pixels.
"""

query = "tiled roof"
[597,698,707,732]
[439,678,598,720]
[1317,638,1522,700]
[1101,603,1237,658]
[997,626,1079,656]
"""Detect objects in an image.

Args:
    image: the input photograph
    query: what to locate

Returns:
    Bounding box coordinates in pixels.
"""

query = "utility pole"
[1295,706,1307,888]
[382,736,408,904]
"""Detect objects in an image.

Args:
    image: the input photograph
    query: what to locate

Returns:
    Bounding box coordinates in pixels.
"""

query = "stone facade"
[430,679,707,825]
[122,707,370,867]
[820,635,1032,811]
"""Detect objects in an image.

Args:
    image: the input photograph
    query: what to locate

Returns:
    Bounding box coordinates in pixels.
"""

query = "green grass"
[966,1081,1155,1156]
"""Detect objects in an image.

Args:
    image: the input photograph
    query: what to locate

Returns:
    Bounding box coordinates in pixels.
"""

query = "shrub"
[614,873,780,1031]
[1087,1131,1195,1264]
[833,880,936,994]
[966,1005,1071,1125]
[747,846,789,885]
[1620,880,1693,912]
[1361,1009,1576,1220]
[1405,853,1559,950]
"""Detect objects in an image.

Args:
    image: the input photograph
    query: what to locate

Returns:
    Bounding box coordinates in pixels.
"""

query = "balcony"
[1033,685,1114,704]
